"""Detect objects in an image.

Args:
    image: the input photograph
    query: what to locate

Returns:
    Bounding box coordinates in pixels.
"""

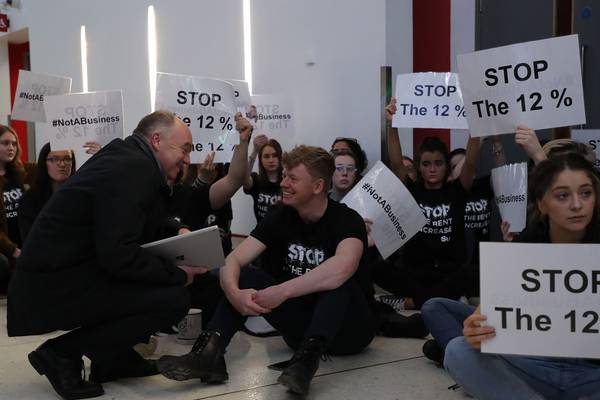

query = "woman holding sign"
[375,98,480,310]
[445,153,600,399]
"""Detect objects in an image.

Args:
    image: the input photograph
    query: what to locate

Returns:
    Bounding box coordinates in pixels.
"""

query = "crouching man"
[158,145,377,396]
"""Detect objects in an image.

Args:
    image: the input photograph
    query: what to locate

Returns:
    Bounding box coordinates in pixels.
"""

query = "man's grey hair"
[133,110,178,139]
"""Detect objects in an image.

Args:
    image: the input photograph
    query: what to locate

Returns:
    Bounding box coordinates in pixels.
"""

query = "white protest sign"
[458,35,586,137]
[491,162,527,233]
[251,94,295,150]
[45,91,124,151]
[155,73,238,163]
[481,242,600,359]
[392,72,468,129]
[225,79,251,113]
[342,161,427,259]
[11,70,72,123]
[572,129,600,169]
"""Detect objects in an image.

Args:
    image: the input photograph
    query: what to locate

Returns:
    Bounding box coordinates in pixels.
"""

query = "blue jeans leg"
[421,298,475,349]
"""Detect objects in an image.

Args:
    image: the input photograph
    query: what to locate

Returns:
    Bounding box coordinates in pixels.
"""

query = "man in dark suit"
[7,110,251,400]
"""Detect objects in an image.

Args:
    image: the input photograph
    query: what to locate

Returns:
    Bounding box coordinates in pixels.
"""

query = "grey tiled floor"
[0,298,467,400]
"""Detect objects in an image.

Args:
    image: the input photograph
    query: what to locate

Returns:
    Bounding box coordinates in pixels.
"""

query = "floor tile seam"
[188,355,425,399]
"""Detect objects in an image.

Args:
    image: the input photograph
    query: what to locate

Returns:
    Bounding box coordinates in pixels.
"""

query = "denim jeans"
[445,336,600,400]
[421,297,475,348]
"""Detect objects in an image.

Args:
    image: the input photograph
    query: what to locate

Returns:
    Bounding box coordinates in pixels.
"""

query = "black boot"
[157,330,228,382]
[28,341,104,400]
[379,312,429,338]
[422,339,444,366]
[277,337,327,397]
[89,348,159,383]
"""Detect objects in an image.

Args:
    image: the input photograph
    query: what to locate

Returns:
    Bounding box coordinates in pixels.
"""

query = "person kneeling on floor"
[158,145,378,397]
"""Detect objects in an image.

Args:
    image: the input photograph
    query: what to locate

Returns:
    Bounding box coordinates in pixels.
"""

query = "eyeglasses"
[47,156,73,165]
[335,164,357,173]
[0,140,17,147]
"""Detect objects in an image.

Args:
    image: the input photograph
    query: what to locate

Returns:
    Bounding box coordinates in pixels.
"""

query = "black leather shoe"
[277,337,327,397]
[28,341,104,400]
[157,330,228,382]
[422,339,444,366]
[90,348,159,383]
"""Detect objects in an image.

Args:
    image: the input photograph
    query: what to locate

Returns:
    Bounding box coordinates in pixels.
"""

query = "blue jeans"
[421,297,475,348]
[445,336,600,400]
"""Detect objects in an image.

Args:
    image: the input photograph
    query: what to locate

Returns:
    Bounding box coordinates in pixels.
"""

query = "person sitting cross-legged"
[157,145,377,397]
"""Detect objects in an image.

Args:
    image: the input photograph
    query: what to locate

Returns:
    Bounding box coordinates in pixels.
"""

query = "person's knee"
[238,266,273,290]
[444,336,473,372]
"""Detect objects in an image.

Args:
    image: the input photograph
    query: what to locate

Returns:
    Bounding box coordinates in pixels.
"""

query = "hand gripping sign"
[392,72,468,129]
[480,242,600,359]
[491,162,528,233]
[458,35,586,137]
[342,161,427,259]
[45,90,124,152]
[155,73,238,163]
[11,70,72,123]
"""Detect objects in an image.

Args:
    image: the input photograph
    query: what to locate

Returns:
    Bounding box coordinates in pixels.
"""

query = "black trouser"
[187,270,223,323]
[49,282,189,364]
[373,260,475,309]
[208,267,376,355]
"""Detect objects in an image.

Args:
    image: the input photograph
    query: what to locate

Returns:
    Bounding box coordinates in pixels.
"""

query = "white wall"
[3,0,416,235]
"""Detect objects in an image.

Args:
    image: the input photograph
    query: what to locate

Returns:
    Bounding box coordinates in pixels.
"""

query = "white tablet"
[141,226,225,269]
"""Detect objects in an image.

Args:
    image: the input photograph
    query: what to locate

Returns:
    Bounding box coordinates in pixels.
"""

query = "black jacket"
[7,136,187,336]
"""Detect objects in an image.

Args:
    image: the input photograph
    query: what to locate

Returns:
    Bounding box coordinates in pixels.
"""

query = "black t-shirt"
[244,172,281,223]
[464,176,494,261]
[251,200,371,298]
[202,201,233,256]
[3,179,24,248]
[403,178,467,269]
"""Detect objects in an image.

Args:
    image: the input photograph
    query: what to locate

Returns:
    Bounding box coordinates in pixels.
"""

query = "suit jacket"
[7,136,187,336]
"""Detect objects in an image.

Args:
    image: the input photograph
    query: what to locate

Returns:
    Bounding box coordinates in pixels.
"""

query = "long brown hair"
[528,153,600,242]
[0,125,25,187]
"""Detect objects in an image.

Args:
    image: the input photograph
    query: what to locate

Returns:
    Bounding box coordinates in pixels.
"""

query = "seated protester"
[157,146,377,397]
[329,148,360,201]
[243,134,283,225]
[0,124,29,293]
[444,153,600,399]
[19,144,76,242]
[422,136,598,366]
[374,98,480,310]
[331,137,368,176]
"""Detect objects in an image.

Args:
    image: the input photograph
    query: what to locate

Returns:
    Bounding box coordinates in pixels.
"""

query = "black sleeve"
[337,205,368,246]
[92,165,187,285]
[18,191,39,244]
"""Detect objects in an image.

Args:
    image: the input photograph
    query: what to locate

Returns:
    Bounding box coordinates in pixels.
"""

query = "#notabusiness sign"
[11,70,72,123]
[45,90,123,151]
[458,35,586,137]
[342,161,426,259]
[481,242,600,359]
[155,73,238,163]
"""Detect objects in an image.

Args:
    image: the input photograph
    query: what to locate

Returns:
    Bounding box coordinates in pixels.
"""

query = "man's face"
[280,164,322,208]
[153,120,192,181]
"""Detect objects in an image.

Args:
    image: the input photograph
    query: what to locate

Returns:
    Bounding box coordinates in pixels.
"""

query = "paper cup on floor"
[177,308,202,343]
[491,162,528,233]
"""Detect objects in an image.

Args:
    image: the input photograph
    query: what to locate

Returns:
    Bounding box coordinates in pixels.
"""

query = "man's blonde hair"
[282,145,335,189]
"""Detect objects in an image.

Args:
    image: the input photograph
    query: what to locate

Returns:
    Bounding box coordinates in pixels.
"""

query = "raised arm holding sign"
[443,153,600,399]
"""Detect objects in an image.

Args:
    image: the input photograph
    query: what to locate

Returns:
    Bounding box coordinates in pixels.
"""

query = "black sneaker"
[379,313,429,338]
[422,339,444,366]
[277,337,327,397]
[157,330,228,383]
